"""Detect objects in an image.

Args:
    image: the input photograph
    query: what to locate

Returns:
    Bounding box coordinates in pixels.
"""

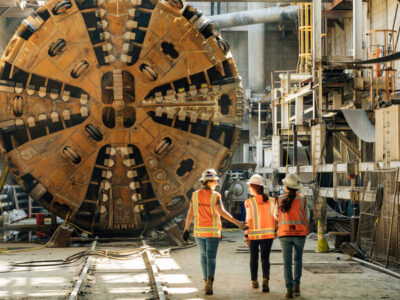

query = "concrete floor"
[0,232,399,299]
[168,231,400,300]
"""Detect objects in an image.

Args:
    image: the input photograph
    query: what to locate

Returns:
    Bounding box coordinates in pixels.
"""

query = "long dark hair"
[202,180,213,188]
[279,187,297,213]
[250,184,269,203]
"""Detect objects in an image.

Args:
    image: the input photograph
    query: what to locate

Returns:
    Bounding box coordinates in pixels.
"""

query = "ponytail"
[279,187,297,213]
[249,184,269,203]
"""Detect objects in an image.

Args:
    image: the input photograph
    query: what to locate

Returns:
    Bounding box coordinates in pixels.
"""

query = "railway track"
[68,239,167,300]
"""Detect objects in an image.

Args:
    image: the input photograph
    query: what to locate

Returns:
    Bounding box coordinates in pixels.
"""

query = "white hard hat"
[247,174,264,187]
[282,173,303,190]
[200,169,220,181]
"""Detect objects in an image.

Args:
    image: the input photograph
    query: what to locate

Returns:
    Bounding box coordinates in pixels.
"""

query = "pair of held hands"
[182,221,248,242]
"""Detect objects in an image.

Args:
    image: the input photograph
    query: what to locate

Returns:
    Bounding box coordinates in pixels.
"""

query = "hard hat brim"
[246,180,265,187]
[199,176,220,181]
[282,179,303,190]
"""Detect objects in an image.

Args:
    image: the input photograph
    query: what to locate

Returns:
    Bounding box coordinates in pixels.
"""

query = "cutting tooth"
[39,86,46,98]
[80,106,88,117]
[15,119,24,127]
[102,170,113,178]
[123,158,135,167]
[190,112,198,123]
[15,82,23,94]
[104,159,114,167]
[27,85,35,95]
[27,117,35,127]
[62,90,70,101]
[38,114,47,122]
[155,107,164,117]
[127,20,138,30]
[166,108,175,119]
[131,193,138,202]
[100,180,111,191]
[51,112,59,123]
[50,90,58,100]
[129,181,140,190]
[102,194,108,202]
[106,147,116,156]
[80,94,89,105]
[127,170,138,178]
[62,110,71,120]
[178,110,186,121]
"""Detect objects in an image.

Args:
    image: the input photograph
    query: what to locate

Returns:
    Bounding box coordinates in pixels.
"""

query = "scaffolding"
[366,29,397,104]
[297,3,313,74]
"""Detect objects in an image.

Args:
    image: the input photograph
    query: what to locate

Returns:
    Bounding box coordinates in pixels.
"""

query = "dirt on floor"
[0,232,399,299]
[167,231,400,300]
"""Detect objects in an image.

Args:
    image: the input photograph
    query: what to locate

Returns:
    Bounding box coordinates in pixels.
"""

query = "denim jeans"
[279,236,306,290]
[195,237,220,280]
[249,239,273,281]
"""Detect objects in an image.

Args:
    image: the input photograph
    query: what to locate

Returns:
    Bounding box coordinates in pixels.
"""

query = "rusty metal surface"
[0,0,242,234]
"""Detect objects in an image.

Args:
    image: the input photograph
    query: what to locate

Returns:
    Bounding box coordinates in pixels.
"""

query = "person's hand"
[244,237,250,246]
[183,230,190,242]
[236,221,248,231]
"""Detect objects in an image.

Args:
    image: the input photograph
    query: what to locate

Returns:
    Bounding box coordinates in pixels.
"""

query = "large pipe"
[208,5,298,29]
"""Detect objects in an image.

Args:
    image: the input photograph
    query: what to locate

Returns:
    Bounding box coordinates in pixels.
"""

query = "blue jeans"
[279,236,306,290]
[195,237,220,280]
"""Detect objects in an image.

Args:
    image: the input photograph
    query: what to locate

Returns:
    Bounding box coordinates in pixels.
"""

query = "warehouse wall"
[327,0,399,58]
[191,2,298,91]
[0,18,20,55]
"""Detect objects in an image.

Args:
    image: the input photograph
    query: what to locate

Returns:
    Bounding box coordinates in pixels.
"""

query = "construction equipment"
[0,0,243,234]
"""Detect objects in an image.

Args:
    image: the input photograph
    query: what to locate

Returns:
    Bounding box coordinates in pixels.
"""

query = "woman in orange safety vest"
[183,169,247,295]
[244,174,276,293]
[274,173,309,299]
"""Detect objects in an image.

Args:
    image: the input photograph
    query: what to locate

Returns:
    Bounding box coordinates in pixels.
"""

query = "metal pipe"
[293,124,298,166]
[351,257,400,280]
[208,5,298,29]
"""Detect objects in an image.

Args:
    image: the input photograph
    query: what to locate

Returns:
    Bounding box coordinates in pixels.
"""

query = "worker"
[183,169,247,295]
[244,174,276,293]
[274,173,309,298]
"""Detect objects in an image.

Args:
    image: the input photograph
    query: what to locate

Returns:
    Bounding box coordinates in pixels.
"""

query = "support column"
[281,102,289,129]
[312,0,322,122]
[295,97,304,125]
[353,0,362,61]
[272,100,278,136]
[248,2,265,91]
[256,140,263,168]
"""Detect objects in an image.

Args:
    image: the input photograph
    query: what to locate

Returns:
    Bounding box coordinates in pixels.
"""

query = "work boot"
[205,277,214,295]
[203,280,207,291]
[252,280,259,289]
[293,286,300,296]
[286,289,294,298]
[262,278,269,292]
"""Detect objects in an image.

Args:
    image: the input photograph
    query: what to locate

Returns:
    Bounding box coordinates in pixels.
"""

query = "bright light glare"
[162,273,191,284]
[156,257,180,270]
[167,287,199,294]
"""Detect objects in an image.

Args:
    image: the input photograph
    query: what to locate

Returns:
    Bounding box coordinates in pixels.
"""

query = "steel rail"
[142,239,166,300]
[68,240,97,300]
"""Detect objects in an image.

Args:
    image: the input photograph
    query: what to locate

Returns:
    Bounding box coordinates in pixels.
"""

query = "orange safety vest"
[277,193,308,237]
[245,195,276,240]
[192,189,222,238]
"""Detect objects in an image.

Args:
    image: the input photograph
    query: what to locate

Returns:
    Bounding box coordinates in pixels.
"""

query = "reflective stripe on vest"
[277,195,307,237]
[193,190,221,238]
[247,196,276,240]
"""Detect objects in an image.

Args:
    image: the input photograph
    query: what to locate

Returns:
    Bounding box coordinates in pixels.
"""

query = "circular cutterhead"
[0,0,242,234]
